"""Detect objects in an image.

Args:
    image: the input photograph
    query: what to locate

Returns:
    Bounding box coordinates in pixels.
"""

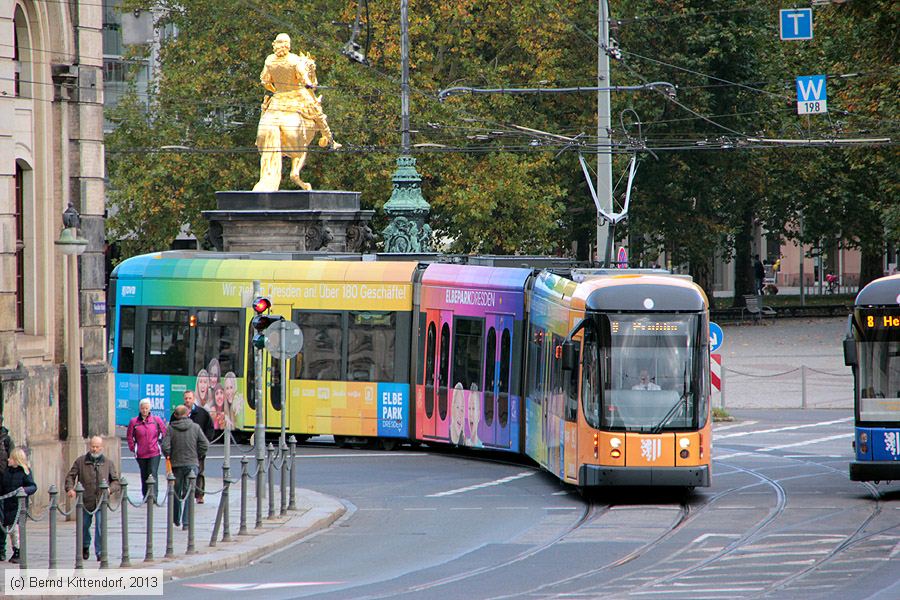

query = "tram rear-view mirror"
[562,341,578,372]
[843,338,857,367]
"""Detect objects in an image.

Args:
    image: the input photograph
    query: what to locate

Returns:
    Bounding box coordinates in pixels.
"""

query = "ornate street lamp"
[55,203,88,481]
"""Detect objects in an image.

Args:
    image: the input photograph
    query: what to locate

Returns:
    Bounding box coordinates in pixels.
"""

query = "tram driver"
[632,369,661,391]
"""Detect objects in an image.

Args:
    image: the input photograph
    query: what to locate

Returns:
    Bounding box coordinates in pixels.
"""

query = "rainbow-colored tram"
[844,273,900,482]
[109,252,712,487]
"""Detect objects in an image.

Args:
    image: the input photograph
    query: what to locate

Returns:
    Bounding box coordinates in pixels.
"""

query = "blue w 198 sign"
[780,9,813,41]
[796,75,827,115]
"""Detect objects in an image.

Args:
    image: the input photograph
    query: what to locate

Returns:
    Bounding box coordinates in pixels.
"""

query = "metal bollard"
[49,485,58,570]
[186,471,197,555]
[221,474,232,542]
[145,475,156,562]
[99,480,109,569]
[288,436,297,511]
[255,455,264,529]
[16,488,27,570]
[75,483,85,570]
[267,443,276,519]
[801,365,808,409]
[165,473,175,559]
[119,477,131,567]
[240,456,249,535]
[280,440,288,516]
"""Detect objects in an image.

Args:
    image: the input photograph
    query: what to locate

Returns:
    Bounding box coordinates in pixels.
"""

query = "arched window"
[14,163,26,330]
[14,5,32,98]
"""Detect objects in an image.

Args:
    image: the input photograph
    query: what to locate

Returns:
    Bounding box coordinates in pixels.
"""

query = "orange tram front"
[524,270,712,488]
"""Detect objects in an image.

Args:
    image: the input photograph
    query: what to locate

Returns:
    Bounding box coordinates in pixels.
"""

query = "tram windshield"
[855,309,900,423]
[583,313,706,432]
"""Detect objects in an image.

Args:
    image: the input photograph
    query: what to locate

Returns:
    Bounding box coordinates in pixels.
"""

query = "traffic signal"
[250,296,284,350]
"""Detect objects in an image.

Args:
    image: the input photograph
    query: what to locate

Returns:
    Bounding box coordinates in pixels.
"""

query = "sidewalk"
[0,476,345,581]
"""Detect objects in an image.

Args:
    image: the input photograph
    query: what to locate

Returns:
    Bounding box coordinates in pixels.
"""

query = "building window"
[14,164,25,330]
[14,5,31,98]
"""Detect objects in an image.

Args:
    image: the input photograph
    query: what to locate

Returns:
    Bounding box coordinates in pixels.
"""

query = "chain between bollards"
[119,477,131,567]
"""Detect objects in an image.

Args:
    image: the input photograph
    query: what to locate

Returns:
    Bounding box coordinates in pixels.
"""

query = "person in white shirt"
[632,369,661,391]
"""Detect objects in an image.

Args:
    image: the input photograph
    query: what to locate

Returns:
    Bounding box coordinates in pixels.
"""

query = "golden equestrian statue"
[253,33,341,192]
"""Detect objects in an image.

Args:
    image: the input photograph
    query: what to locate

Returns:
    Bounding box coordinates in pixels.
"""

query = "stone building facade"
[1,0,114,509]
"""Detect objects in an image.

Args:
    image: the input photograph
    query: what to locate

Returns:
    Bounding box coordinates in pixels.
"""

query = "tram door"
[423,310,452,439]
[484,315,513,448]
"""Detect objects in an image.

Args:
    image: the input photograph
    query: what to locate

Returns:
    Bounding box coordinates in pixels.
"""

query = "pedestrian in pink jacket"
[126,399,167,499]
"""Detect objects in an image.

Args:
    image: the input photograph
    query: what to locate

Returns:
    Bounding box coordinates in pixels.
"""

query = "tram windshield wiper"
[651,394,687,434]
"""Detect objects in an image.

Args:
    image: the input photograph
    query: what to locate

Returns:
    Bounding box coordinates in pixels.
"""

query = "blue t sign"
[780,9,813,40]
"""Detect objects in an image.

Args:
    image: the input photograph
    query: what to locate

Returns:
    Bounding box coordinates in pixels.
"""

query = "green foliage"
[106,0,897,289]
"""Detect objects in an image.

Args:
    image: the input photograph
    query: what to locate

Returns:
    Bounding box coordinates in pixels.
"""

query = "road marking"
[186,582,341,590]
[426,471,535,497]
[715,417,852,440]
[714,420,758,431]
[692,533,741,543]
[758,433,852,452]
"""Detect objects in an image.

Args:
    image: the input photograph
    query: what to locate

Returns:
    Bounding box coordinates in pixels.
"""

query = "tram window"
[527,325,546,399]
[425,321,436,419]
[499,328,511,427]
[582,331,600,428]
[484,327,496,427]
[565,344,579,422]
[438,322,451,420]
[295,312,343,381]
[117,306,136,374]
[193,309,241,376]
[145,309,190,375]
[453,317,484,390]
[348,311,396,382]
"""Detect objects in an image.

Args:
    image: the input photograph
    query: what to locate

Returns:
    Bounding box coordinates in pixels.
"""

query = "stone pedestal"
[203,190,376,253]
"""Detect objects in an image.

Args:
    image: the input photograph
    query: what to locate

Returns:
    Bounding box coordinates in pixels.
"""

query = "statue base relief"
[202,190,376,253]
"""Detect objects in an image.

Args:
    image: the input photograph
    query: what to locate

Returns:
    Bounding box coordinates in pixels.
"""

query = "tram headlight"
[610,437,622,449]
[859,432,868,443]
[679,438,690,449]
[609,437,622,460]
[611,448,621,459]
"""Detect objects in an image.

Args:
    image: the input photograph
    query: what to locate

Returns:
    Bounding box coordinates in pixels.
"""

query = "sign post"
[266,320,303,448]
[796,75,827,115]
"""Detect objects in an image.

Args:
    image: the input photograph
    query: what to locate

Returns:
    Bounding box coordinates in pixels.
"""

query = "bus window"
[483,327,496,426]
[425,321,436,418]
[117,306,136,374]
[498,328,511,427]
[453,317,484,391]
[348,311,395,382]
[145,309,189,375]
[296,312,343,381]
[194,309,242,376]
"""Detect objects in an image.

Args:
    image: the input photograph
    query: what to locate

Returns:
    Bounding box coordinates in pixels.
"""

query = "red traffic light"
[252,296,272,314]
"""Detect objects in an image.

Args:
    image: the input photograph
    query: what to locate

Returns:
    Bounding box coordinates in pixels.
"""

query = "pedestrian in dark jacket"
[127,399,167,500]
[0,448,36,563]
[170,391,214,503]
[754,255,766,295]
[65,436,121,561]
[162,405,208,527]
[0,415,13,476]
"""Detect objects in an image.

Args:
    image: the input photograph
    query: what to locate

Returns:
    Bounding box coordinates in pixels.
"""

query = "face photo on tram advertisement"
[585,313,707,433]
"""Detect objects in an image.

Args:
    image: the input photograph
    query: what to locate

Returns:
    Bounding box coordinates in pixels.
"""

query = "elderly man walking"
[162,405,208,527]
[65,436,121,561]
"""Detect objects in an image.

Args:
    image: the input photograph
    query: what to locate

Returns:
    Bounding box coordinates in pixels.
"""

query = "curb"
[156,489,345,581]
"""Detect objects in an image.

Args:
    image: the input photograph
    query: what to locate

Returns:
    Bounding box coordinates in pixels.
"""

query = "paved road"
[718,317,852,409]
[146,410,898,600]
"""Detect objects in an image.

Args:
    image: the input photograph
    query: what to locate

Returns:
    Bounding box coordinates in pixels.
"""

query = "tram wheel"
[380,439,398,451]
[333,435,349,448]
